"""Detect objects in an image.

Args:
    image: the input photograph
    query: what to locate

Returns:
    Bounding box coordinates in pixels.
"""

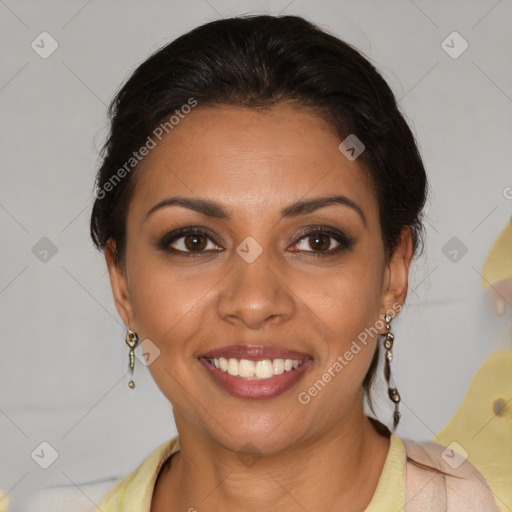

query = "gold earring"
[383,313,401,430]
[125,328,139,389]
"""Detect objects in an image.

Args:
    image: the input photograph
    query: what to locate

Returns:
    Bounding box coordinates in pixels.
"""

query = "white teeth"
[273,358,284,375]
[227,358,239,376]
[255,360,273,379]
[209,357,304,380]
[239,359,255,377]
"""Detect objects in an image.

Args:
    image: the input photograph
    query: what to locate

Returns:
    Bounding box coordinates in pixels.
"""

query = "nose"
[216,244,296,330]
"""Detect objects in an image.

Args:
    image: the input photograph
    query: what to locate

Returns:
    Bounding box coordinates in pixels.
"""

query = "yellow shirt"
[95,433,406,511]
[435,350,512,512]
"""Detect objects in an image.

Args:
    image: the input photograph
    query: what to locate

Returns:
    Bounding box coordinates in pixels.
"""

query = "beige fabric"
[403,438,502,511]
[24,435,502,511]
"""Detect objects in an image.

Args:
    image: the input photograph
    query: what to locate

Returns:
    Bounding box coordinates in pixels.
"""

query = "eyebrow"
[145,194,367,227]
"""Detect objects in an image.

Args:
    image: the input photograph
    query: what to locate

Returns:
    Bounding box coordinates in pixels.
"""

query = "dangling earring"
[383,313,401,430]
[125,328,139,389]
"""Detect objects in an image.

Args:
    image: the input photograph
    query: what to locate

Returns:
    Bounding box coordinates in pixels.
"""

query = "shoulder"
[24,480,117,512]
[24,437,179,512]
[95,435,180,511]
[401,437,501,512]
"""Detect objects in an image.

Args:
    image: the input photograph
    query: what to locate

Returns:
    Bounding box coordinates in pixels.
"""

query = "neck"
[152,409,390,512]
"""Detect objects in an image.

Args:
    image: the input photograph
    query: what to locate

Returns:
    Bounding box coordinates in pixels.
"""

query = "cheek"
[128,258,210,348]
[127,261,212,405]
[297,257,383,341]
[292,252,383,394]
[295,271,381,415]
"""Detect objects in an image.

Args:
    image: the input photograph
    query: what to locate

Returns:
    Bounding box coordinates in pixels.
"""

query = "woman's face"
[107,104,410,454]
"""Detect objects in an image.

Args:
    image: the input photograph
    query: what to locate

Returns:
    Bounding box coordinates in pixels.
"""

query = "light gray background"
[1,0,511,510]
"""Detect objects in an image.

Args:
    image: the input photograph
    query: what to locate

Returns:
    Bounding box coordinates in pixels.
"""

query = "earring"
[383,313,401,430]
[125,328,139,389]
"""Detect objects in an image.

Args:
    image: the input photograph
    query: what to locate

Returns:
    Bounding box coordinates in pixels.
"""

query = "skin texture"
[105,104,413,511]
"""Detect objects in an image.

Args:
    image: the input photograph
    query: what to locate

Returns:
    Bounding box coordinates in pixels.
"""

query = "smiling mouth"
[198,354,312,400]
[198,344,313,399]
[204,356,306,380]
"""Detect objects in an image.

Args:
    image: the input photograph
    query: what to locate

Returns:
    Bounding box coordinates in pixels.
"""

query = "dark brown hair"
[90,14,428,424]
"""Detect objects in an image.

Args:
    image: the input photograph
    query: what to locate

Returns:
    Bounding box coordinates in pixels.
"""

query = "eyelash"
[157,226,354,257]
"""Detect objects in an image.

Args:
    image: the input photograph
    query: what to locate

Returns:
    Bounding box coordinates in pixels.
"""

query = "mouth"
[204,356,306,379]
[198,345,313,400]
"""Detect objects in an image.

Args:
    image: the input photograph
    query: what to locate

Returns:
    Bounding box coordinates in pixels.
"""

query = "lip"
[198,344,313,400]
[199,344,312,361]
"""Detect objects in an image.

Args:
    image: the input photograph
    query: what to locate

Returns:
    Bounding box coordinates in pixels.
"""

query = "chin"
[210,410,310,456]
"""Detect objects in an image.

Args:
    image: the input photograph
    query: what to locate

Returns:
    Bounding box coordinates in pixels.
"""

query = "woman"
[90,14,500,511]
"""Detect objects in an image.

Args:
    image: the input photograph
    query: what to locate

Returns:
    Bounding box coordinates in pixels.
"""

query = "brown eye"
[296,232,340,253]
[182,233,208,251]
[306,233,333,252]
[158,227,222,254]
[291,227,354,256]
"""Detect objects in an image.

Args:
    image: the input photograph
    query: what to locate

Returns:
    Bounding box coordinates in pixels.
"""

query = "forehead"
[128,104,379,226]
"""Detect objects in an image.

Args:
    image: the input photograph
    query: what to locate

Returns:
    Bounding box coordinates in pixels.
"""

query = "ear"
[378,226,414,333]
[105,238,135,329]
